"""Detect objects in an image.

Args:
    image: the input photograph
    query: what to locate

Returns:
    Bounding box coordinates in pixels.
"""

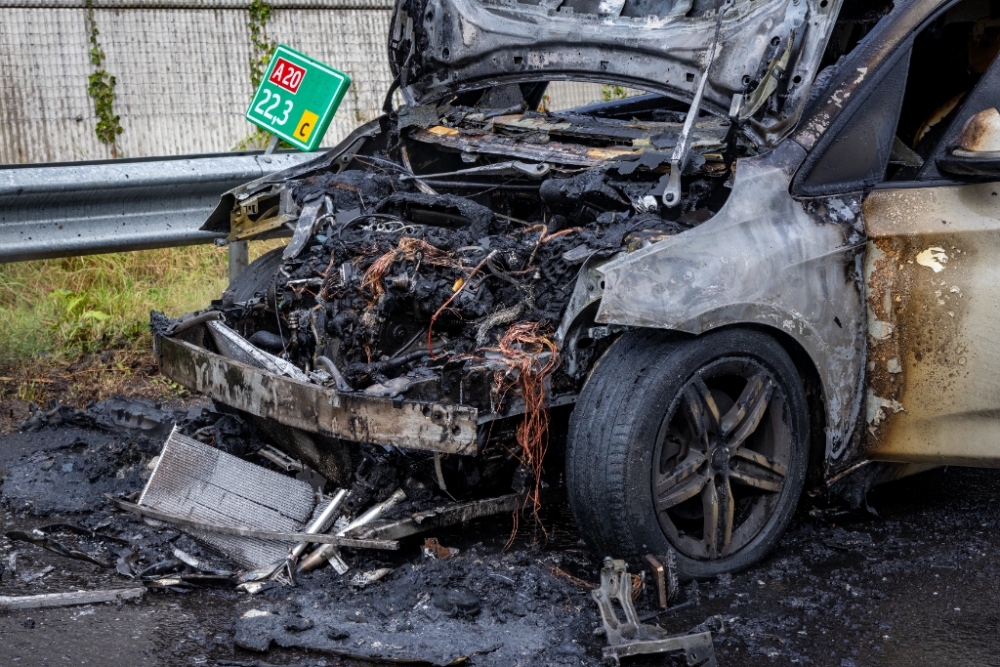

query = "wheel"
[566,328,809,578]
[227,245,285,304]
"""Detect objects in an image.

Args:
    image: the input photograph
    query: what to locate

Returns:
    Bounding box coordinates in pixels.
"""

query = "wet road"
[3,419,1000,666]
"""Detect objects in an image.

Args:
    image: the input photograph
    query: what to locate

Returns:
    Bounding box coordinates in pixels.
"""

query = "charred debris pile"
[210,103,750,417]
[1,400,716,666]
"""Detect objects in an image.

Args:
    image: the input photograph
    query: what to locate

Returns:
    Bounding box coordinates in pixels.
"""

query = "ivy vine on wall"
[234,0,280,150]
[85,0,123,157]
[247,0,277,89]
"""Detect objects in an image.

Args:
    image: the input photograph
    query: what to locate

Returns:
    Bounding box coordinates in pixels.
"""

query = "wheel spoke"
[720,372,774,448]
[656,466,708,510]
[655,450,707,495]
[682,376,721,449]
[718,475,735,555]
[730,449,786,493]
[702,476,719,558]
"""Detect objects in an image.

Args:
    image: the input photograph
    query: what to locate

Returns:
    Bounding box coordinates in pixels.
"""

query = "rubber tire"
[566,328,809,579]
[227,245,285,303]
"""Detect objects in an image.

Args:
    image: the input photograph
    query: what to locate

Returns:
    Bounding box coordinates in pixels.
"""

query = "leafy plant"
[17,381,46,404]
[351,81,368,124]
[47,288,112,352]
[601,85,628,102]
[85,0,123,156]
[0,243,284,368]
[247,0,276,89]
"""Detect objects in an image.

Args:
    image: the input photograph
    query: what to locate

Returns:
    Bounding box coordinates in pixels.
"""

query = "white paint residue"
[854,67,868,84]
[598,0,626,15]
[916,247,948,273]
[459,17,477,48]
[866,390,905,429]
[869,319,894,340]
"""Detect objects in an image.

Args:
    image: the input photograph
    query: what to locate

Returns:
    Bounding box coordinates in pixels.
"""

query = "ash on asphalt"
[2,398,1000,666]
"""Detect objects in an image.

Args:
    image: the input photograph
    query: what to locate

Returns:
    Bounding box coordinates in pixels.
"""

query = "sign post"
[245,45,351,152]
[233,46,350,280]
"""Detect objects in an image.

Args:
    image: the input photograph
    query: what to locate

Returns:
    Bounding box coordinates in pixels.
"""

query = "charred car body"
[154,0,1000,577]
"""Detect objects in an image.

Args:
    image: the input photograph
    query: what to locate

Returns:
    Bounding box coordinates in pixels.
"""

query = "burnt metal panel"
[154,334,479,455]
[593,143,867,472]
[392,0,843,147]
[357,493,523,540]
[408,115,729,168]
[201,120,385,236]
[864,182,1000,466]
[793,46,910,196]
[794,0,951,152]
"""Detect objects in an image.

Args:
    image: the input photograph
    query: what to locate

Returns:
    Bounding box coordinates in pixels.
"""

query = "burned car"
[154,0,1000,578]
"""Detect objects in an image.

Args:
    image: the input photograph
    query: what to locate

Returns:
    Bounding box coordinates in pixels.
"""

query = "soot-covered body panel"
[594,142,867,478]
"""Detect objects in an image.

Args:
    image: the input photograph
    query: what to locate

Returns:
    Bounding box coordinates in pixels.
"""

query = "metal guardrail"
[0,152,314,263]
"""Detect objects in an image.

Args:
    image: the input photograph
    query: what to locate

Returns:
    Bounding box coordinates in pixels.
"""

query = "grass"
[0,241,283,412]
[0,244,227,416]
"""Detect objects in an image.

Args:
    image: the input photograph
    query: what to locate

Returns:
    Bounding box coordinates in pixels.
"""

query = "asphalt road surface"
[2,401,999,667]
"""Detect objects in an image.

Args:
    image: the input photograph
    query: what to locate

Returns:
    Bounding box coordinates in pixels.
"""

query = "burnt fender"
[595,143,866,470]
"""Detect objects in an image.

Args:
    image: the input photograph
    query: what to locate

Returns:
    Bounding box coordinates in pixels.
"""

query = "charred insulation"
[222,167,733,403]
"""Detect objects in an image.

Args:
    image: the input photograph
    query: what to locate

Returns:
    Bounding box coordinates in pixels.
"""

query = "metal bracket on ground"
[592,558,717,666]
[644,549,680,609]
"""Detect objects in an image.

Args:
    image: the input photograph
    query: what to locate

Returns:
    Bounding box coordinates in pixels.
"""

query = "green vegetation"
[247,0,276,90]
[85,0,124,157]
[0,242,281,370]
[235,0,279,151]
[601,84,628,102]
[351,81,371,124]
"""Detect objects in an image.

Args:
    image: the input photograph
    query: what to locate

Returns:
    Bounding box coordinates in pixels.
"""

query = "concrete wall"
[0,1,617,164]
[0,1,394,163]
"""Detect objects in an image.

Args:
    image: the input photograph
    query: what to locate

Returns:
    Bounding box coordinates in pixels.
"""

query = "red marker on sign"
[269,58,306,93]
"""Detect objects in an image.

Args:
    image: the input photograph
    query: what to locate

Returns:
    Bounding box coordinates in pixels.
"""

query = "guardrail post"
[228,134,279,281]
[228,241,249,282]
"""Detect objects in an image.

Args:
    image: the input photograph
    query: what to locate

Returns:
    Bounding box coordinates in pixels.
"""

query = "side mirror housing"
[937,108,1000,178]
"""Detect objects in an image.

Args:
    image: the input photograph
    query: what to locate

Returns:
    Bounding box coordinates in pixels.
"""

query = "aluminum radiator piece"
[139,428,318,569]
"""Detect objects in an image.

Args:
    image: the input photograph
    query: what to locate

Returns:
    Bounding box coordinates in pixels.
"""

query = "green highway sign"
[245,45,350,152]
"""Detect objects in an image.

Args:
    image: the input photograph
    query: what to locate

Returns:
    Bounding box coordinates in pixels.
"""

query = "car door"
[864,48,1000,465]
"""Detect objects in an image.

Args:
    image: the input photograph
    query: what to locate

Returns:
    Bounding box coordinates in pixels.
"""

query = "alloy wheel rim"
[651,357,792,560]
